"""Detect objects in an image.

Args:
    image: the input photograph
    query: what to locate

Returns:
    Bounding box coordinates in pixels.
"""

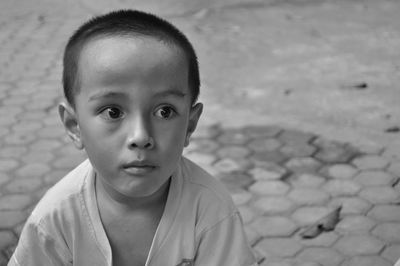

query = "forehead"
[76,35,190,94]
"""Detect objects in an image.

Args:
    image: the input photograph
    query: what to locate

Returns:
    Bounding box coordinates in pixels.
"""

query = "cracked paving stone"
[0,210,28,228]
[335,215,376,234]
[6,177,43,193]
[296,247,343,266]
[0,194,33,211]
[0,230,16,250]
[382,244,400,264]
[242,125,282,139]
[252,196,294,214]
[288,188,330,206]
[280,142,316,158]
[335,235,385,257]
[359,186,399,204]
[352,155,390,170]
[298,231,339,248]
[368,205,400,222]
[249,180,290,196]
[328,197,371,215]
[354,170,396,186]
[325,164,358,179]
[372,222,400,242]
[16,163,51,178]
[250,216,298,237]
[291,206,332,226]
[247,138,282,152]
[322,179,361,197]
[285,157,321,174]
[341,256,392,266]
[288,173,326,188]
[217,145,251,159]
[255,238,303,257]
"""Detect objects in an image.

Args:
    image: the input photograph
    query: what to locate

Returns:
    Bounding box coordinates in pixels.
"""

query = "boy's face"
[60,36,202,199]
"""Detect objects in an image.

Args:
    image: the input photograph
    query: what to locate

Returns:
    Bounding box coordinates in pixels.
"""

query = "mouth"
[122,161,156,175]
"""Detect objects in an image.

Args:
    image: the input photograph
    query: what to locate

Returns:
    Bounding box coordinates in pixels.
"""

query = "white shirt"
[9,157,257,266]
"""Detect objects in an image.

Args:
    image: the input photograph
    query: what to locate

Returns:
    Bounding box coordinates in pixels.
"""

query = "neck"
[96,175,171,213]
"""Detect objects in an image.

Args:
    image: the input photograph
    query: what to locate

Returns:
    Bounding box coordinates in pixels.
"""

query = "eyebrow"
[88,89,187,102]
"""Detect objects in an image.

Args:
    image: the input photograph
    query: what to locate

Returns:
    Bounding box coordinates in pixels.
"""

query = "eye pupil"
[108,108,121,119]
[161,108,170,118]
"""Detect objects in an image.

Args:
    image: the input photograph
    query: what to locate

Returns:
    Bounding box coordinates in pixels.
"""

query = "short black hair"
[63,10,200,107]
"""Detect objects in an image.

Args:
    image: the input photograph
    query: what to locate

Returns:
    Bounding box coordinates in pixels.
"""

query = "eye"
[100,107,124,120]
[154,106,176,119]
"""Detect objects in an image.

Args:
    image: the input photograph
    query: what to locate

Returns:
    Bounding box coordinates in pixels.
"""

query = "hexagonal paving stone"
[0,173,10,187]
[217,130,249,145]
[335,235,384,256]
[21,151,55,163]
[29,139,62,151]
[249,166,286,181]
[354,170,396,186]
[335,215,376,233]
[53,155,88,170]
[359,187,399,204]
[217,145,251,159]
[16,163,51,178]
[341,256,392,266]
[322,180,361,197]
[288,173,326,188]
[314,145,356,164]
[191,124,220,139]
[238,205,257,224]
[252,196,294,214]
[0,194,33,211]
[298,231,339,247]
[288,188,330,206]
[213,158,251,173]
[291,206,332,226]
[0,159,19,172]
[326,164,358,179]
[188,139,219,153]
[0,210,28,228]
[256,238,303,257]
[388,161,400,177]
[368,205,400,222]
[243,125,282,139]
[278,130,314,144]
[328,197,371,215]
[285,157,321,174]
[36,125,65,138]
[219,172,254,190]
[249,180,290,196]
[0,146,28,159]
[296,247,343,266]
[184,152,216,167]
[4,133,36,145]
[230,189,253,205]
[0,230,16,249]
[5,177,43,193]
[382,244,400,264]
[244,226,261,246]
[372,222,400,242]
[251,150,287,164]
[280,142,316,158]
[352,155,390,170]
[248,138,282,152]
[250,216,298,237]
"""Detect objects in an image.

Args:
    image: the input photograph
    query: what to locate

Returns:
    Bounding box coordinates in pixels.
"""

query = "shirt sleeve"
[8,220,72,266]
[194,212,258,266]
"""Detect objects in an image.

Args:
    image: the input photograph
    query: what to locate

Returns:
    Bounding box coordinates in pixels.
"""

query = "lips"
[122,161,156,175]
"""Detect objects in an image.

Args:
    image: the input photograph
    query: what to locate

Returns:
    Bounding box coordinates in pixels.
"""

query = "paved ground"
[1,0,400,265]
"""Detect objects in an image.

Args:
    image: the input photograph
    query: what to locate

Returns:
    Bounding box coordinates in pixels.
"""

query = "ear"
[184,103,203,147]
[58,102,84,150]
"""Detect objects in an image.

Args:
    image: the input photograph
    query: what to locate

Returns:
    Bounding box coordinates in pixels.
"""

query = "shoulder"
[179,157,238,228]
[28,159,92,225]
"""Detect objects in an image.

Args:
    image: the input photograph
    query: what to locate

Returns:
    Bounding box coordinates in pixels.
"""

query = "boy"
[9,10,258,266]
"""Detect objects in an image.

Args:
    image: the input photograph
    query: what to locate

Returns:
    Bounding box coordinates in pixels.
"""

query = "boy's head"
[63,9,200,108]
[59,10,203,199]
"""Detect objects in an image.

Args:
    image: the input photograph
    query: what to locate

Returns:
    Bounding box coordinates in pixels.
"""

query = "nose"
[126,116,154,150]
